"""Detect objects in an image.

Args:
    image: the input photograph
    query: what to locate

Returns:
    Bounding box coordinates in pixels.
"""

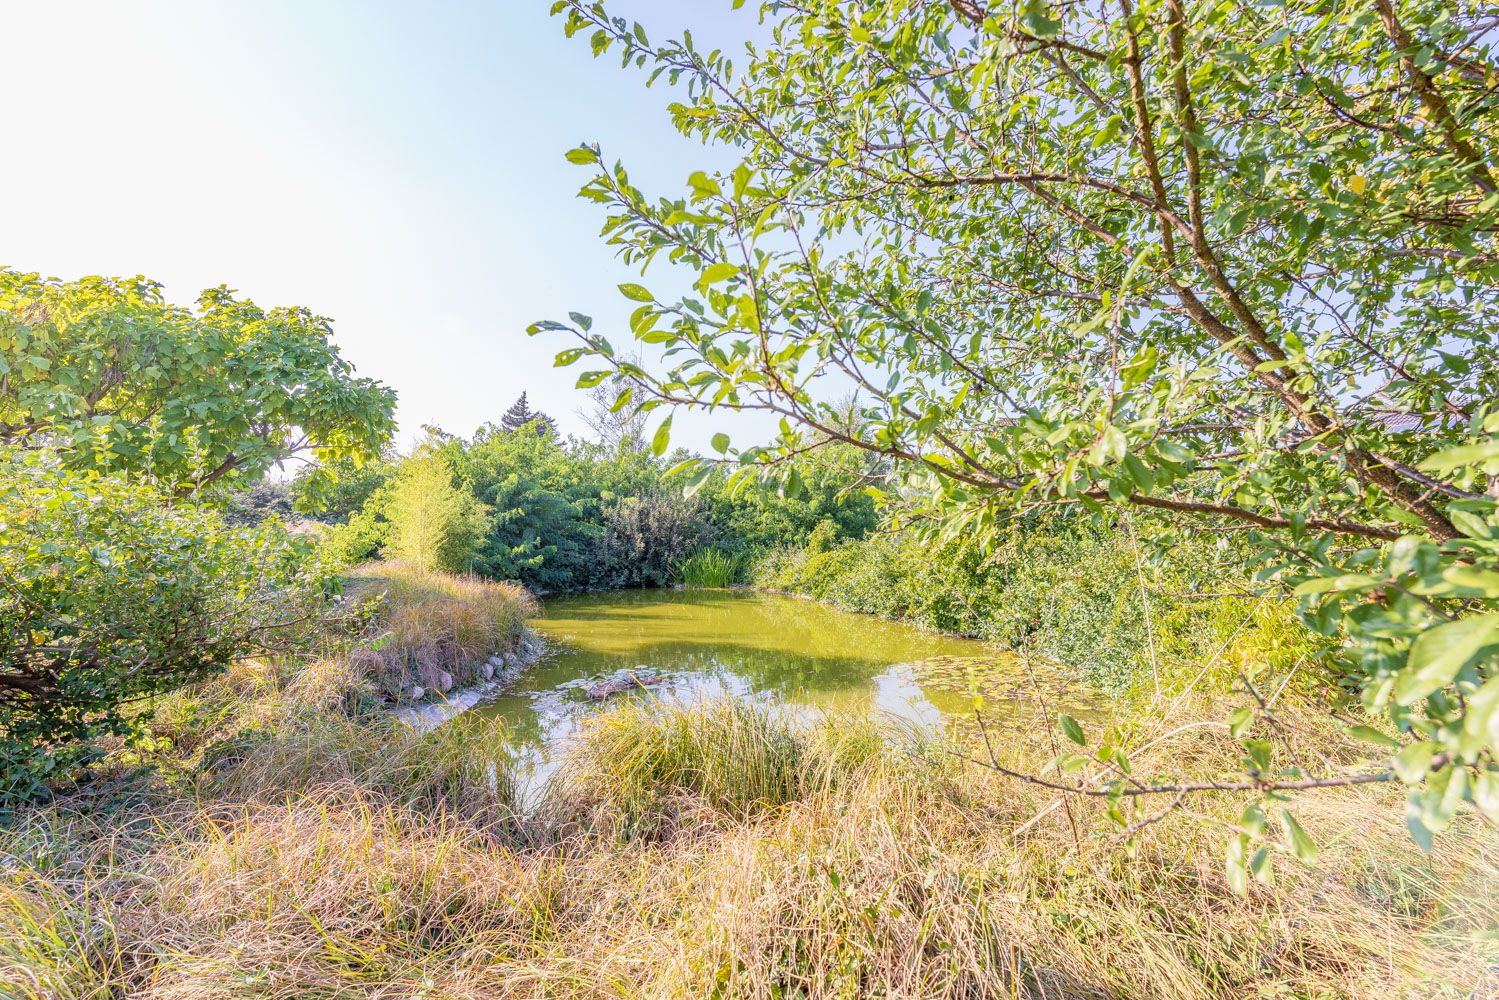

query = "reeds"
[674,547,744,588]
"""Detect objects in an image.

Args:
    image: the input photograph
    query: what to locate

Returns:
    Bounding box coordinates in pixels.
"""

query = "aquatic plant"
[674,547,743,588]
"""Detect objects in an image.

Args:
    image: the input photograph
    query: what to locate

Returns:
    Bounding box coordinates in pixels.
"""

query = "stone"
[409,685,425,701]
[437,671,454,693]
[487,655,504,668]
[585,668,666,700]
[482,663,495,680]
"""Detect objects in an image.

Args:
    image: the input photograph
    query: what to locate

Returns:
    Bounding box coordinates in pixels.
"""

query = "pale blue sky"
[0,1,771,451]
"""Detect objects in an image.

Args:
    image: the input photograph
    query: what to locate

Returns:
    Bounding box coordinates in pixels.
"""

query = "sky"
[0,0,773,452]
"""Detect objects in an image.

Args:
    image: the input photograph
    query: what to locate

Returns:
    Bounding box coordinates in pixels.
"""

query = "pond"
[475,588,1099,801]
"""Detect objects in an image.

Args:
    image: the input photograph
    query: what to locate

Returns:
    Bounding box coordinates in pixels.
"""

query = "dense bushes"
[594,490,710,588]
[306,419,875,592]
[0,451,336,799]
[756,516,1324,694]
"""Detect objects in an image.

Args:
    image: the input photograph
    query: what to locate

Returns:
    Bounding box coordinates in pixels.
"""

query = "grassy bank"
[754,525,1324,696]
[2,567,1494,999]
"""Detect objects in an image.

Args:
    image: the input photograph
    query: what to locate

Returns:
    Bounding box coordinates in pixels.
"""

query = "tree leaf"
[1347,725,1400,750]
[1394,613,1499,706]
[1278,811,1318,865]
[1228,706,1253,738]
[1225,835,1249,894]
[1059,714,1086,746]
[651,415,673,456]
[701,262,740,285]
[1393,741,1435,784]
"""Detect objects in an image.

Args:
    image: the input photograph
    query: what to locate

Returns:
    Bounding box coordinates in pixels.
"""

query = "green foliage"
[543,1,1499,845]
[223,478,295,526]
[0,271,395,498]
[695,444,879,556]
[0,450,334,800]
[322,503,391,567]
[596,490,709,588]
[291,455,396,522]
[1290,431,1499,842]
[458,428,605,590]
[756,517,1325,696]
[386,453,489,574]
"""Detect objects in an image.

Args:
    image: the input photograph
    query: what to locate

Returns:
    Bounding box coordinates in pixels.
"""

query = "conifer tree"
[498,392,558,438]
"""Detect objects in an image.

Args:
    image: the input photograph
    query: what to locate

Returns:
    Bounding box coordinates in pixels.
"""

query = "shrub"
[0,451,335,800]
[696,445,880,556]
[291,455,396,522]
[322,505,390,566]
[223,478,295,526]
[596,491,710,588]
[755,519,1326,695]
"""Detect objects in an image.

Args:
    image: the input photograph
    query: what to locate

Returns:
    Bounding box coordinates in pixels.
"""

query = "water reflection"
[474,589,1095,801]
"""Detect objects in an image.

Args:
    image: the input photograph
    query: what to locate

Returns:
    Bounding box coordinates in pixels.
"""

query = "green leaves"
[1278,811,1318,866]
[1227,707,1254,739]
[1347,725,1400,751]
[1225,835,1250,894]
[701,262,740,285]
[0,271,395,496]
[1420,441,1499,477]
[539,0,1499,853]
[687,170,720,199]
[1394,614,1499,706]
[0,451,334,798]
[651,414,673,456]
[1393,741,1436,784]
[619,283,655,302]
[1021,0,1062,38]
[1059,714,1086,746]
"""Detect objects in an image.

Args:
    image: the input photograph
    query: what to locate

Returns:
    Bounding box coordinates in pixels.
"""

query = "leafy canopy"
[0,270,396,497]
[539,1,1499,852]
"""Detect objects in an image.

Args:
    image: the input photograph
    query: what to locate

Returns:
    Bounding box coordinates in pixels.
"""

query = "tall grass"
[3,567,1494,1000]
[553,697,897,828]
[674,547,743,588]
[4,693,1492,998]
[346,561,536,701]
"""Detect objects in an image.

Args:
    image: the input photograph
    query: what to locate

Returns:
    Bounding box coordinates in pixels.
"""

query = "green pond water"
[475,589,1098,799]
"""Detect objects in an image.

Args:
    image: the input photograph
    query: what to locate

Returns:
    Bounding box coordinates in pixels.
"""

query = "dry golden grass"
[4,693,1494,1000]
[2,567,1494,999]
[347,562,537,702]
